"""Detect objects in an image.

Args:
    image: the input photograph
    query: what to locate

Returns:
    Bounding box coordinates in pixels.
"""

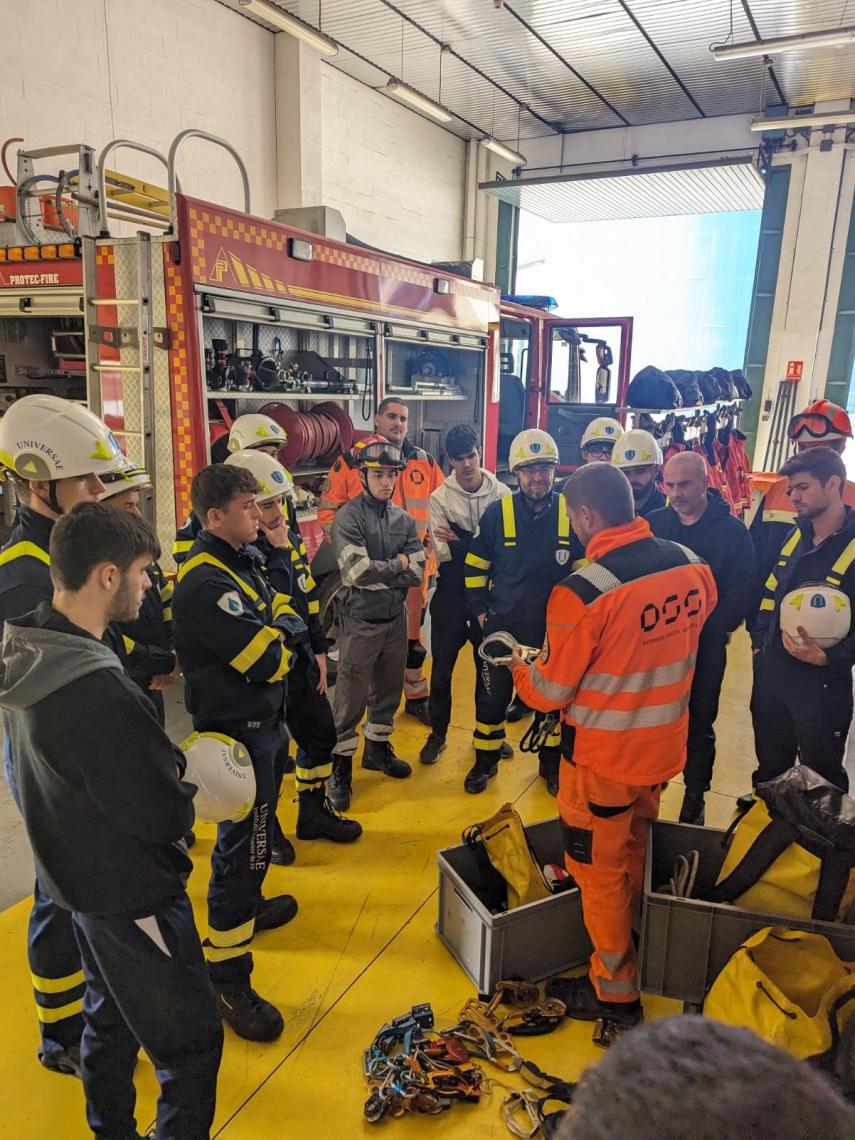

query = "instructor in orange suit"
[511,463,716,1027]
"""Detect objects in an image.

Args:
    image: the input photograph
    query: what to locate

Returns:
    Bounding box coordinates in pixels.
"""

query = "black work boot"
[296,788,362,843]
[38,1044,81,1078]
[420,731,447,765]
[255,894,298,932]
[216,984,284,1042]
[404,698,431,726]
[679,789,706,826]
[547,975,642,1026]
[500,741,513,759]
[270,834,296,866]
[328,754,353,811]
[539,751,561,797]
[362,739,412,779]
[736,791,755,813]
[506,694,532,722]
[464,754,498,794]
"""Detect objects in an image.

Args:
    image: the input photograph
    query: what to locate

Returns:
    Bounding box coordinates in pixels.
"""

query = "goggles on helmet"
[358,441,405,470]
[789,414,846,441]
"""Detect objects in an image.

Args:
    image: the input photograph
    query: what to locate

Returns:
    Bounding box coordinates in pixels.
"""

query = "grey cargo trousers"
[333,609,408,757]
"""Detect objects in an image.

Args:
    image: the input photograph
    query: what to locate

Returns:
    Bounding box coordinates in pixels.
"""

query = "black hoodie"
[648,490,756,639]
[0,603,194,916]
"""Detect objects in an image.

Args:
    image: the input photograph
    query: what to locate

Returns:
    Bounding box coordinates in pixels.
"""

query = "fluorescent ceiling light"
[712,26,855,61]
[482,137,528,167]
[238,0,338,56]
[385,79,453,123]
[750,110,855,132]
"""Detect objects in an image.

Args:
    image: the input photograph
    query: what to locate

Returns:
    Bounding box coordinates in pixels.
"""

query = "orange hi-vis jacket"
[317,439,444,543]
[512,516,717,787]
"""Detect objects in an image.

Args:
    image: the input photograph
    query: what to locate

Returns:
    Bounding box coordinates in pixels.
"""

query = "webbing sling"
[760,533,855,612]
[704,816,852,922]
[500,494,570,548]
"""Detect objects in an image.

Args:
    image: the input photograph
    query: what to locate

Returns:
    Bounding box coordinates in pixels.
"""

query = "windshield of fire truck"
[549,324,618,405]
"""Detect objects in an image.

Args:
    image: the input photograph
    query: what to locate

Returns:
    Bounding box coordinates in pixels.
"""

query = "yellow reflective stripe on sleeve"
[208,916,255,948]
[229,626,281,674]
[172,539,193,556]
[31,969,85,995]
[267,644,293,683]
[827,538,855,586]
[308,600,320,615]
[36,998,85,1024]
[162,606,173,621]
[0,541,50,567]
[465,552,491,570]
[272,593,299,620]
[177,553,260,603]
[159,580,174,601]
[122,635,135,655]
[501,494,516,547]
[557,496,570,546]
[572,557,589,571]
[465,575,488,588]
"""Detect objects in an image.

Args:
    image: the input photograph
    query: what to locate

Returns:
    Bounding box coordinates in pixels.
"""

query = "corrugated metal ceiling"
[486,159,766,222]
[218,0,855,143]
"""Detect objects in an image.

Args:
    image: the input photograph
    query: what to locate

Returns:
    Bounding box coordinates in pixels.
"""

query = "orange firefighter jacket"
[317,439,444,543]
[512,516,717,787]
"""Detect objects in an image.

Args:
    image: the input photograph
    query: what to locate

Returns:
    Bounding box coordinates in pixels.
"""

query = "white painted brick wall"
[2,0,277,219]
[320,67,465,262]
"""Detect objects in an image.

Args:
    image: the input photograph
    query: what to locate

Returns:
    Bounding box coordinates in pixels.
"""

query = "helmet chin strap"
[31,481,63,517]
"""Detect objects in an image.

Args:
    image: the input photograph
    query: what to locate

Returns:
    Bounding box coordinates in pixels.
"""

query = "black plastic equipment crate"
[640,820,855,1009]
[436,818,592,994]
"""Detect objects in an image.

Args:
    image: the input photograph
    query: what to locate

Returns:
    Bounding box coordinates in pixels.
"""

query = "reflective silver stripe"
[336,732,359,756]
[596,976,638,995]
[580,654,697,696]
[404,496,429,511]
[318,498,339,512]
[571,695,690,732]
[528,666,575,705]
[339,542,371,585]
[356,582,390,591]
[599,948,633,973]
[410,548,425,583]
[364,721,394,741]
[572,561,622,595]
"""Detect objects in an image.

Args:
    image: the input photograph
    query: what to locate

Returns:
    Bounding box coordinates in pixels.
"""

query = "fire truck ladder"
[82,230,156,485]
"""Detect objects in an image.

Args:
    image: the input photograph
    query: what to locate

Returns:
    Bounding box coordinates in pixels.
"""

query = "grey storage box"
[640,819,855,1009]
[437,817,592,994]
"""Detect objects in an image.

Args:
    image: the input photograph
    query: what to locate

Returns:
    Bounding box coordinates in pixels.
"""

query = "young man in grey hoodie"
[420,424,511,765]
[0,503,223,1140]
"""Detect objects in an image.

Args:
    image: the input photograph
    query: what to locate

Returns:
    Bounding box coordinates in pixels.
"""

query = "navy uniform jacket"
[464,490,585,644]
[118,561,175,688]
[254,531,328,656]
[172,530,296,725]
[173,499,301,567]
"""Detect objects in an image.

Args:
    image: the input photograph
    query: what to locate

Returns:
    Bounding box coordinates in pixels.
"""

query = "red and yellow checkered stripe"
[164,253,195,522]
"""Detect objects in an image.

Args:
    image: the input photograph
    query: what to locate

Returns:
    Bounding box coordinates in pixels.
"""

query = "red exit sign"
[786,360,804,381]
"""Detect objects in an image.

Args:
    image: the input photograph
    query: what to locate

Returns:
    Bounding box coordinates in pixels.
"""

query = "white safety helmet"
[779,584,852,650]
[580,417,623,455]
[612,429,663,469]
[508,429,559,473]
[0,394,125,481]
[99,456,152,501]
[224,448,294,502]
[180,731,256,824]
[227,414,286,453]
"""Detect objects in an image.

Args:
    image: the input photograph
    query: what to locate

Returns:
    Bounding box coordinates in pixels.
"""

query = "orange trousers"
[559,762,662,1003]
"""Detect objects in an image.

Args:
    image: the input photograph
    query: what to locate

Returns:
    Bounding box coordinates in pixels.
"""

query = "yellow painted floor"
[0,635,759,1138]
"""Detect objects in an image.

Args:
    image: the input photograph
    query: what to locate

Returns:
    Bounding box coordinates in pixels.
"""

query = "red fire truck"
[0,132,633,575]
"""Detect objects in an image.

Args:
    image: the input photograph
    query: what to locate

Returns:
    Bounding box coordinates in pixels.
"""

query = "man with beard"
[612,429,666,518]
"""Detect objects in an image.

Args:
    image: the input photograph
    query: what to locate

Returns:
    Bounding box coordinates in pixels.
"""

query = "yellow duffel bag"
[702,766,855,922]
[705,926,855,1061]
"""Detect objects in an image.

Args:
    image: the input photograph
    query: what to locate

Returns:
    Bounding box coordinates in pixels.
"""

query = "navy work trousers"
[428,587,481,738]
[199,716,284,988]
[73,893,222,1140]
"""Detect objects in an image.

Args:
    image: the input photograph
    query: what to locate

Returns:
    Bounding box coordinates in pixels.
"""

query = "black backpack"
[628,366,682,410]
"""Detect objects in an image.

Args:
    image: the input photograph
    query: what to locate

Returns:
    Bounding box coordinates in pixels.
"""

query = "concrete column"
[273,33,324,212]
[754,105,855,462]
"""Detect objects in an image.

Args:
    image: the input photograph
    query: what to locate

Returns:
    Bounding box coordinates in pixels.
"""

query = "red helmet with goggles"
[354,434,406,470]
[788,400,853,443]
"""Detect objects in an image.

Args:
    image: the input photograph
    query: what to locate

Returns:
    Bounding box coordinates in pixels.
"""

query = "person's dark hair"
[191,464,259,523]
[50,503,160,592]
[780,446,847,492]
[376,396,408,416]
[564,462,634,527]
[557,1016,855,1140]
[444,424,480,460]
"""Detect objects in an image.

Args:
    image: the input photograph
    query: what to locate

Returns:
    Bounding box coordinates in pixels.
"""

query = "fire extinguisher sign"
[786,360,804,382]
